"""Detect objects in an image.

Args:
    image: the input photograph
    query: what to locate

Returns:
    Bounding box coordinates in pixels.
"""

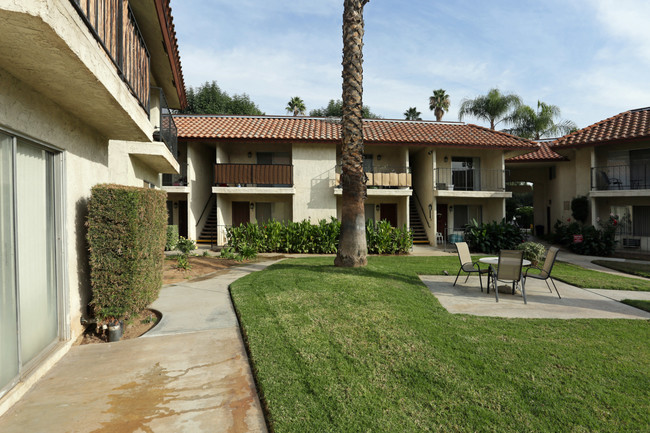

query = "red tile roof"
[553,107,650,148]
[156,0,186,108]
[506,141,568,163]
[174,115,537,149]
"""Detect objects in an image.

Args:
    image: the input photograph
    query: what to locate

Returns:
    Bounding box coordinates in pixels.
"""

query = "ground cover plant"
[552,261,650,291]
[621,299,650,313]
[230,256,649,432]
[592,260,650,279]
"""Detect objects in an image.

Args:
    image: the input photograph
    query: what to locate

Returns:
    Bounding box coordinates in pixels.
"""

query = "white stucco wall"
[292,143,337,222]
[188,142,215,240]
[412,147,435,243]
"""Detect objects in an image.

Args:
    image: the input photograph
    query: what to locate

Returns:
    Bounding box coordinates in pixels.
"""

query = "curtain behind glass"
[16,140,57,364]
[0,133,19,391]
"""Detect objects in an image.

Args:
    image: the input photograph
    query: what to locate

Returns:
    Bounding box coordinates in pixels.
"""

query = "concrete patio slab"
[420,275,650,320]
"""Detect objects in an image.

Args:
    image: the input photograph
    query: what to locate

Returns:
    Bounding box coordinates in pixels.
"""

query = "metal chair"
[453,242,489,291]
[488,250,526,303]
[523,246,561,299]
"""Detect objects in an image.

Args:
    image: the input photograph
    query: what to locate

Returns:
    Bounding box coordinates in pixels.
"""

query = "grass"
[622,299,650,313]
[552,261,650,291]
[231,256,650,432]
[592,260,650,279]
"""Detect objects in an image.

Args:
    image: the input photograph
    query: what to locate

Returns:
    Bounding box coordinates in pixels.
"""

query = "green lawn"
[552,261,650,291]
[592,260,650,279]
[622,299,650,313]
[230,256,650,432]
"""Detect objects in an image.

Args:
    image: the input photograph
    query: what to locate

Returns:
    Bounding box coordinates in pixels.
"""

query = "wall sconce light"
[376,204,380,212]
[449,205,453,212]
[250,203,255,210]
[444,156,448,163]
[427,150,433,156]
[428,203,433,219]
[247,152,252,158]
[173,202,178,209]
[377,154,382,161]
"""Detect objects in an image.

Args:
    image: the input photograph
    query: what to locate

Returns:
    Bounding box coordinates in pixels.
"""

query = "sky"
[170,0,650,130]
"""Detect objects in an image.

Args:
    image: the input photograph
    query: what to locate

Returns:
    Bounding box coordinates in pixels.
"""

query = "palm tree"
[505,100,578,140]
[404,107,421,121]
[458,88,522,129]
[286,96,306,116]
[335,0,370,268]
[429,89,451,121]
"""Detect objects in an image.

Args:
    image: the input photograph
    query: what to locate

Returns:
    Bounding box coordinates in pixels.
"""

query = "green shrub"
[176,236,196,255]
[165,225,179,251]
[87,184,167,324]
[571,196,589,223]
[225,218,411,255]
[463,219,525,253]
[552,215,619,256]
[515,206,534,228]
[176,254,191,270]
[516,242,546,265]
[220,246,237,259]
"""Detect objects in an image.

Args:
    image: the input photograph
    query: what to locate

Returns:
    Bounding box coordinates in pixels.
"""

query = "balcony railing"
[434,168,508,191]
[591,161,650,190]
[335,166,412,188]
[152,87,178,158]
[214,164,293,187]
[70,0,150,112]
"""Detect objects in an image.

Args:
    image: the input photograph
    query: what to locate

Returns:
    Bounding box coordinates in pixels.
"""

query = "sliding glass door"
[0,132,60,395]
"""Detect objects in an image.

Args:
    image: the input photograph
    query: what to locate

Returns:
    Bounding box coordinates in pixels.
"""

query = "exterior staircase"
[197,202,218,244]
[409,199,430,244]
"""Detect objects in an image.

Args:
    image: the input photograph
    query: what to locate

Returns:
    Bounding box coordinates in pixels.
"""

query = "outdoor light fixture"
[427,150,433,156]
[248,152,252,158]
[250,203,255,210]
[449,206,453,212]
[173,202,178,209]
[376,204,380,211]
[377,154,382,161]
[444,156,448,163]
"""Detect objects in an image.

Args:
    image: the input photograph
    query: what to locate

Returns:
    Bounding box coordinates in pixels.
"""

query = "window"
[549,166,556,180]
[633,206,650,236]
[363,154,374,173]
[451,157,480,191]
[453,205,482,231]
[255,202,272,224]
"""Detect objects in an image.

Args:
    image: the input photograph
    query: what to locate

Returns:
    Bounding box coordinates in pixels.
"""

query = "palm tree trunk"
[335,0,369,267]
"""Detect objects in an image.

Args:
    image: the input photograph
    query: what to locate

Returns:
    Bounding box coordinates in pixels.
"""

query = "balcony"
[70,0,150,112]
[152,87,178,159]
[591,161,650,192]
[433,168,509,198]
[333,166,412,197]
[213,164,295,195]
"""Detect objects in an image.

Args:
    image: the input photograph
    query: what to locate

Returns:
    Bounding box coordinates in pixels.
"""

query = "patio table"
[479,257,531,294]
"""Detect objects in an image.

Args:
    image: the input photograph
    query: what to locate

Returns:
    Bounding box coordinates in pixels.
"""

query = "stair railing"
[412,191,431,229]
[196,194,216,228]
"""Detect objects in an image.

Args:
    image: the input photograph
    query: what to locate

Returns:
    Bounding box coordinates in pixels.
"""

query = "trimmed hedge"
[463,219,525,253]
[87,184,167,323]
[226,218,412,255]
[166,225,179,251]
[552,216,618,256]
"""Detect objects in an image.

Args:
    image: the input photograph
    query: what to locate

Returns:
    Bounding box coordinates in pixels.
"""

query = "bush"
[516,242,546,265]
[515,206,534,228]
[166,225,179,251]
[552,215,619,256]
[87,184,167,324]
[571,196,589,223]
[177,236,196,255]
[463,219,525,253]
[225,218,412,255]
[176,254,191,270]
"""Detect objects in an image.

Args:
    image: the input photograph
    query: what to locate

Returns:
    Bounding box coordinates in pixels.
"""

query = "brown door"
[380,203,398,227]
[232,201,250,228]
[436,204,448,240]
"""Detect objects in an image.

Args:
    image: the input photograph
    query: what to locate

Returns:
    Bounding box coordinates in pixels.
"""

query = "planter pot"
[108,320,124,342]
[447,185,454,190]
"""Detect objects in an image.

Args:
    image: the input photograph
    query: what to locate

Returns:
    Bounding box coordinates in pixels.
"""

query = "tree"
[309,99,380,119]
[404,107,421,120]
[505,100,578,140]
[458,88,522,129]
[335,0,370,268]
[181,81,264,115]
[286,96,306,116]
[429,89,450,121]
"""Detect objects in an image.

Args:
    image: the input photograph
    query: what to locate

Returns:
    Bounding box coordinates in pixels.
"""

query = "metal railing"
[434,168,508,191]
[152,87,178,158]
[335,165,412,188]
[591,160,650,190]
[162,164,187,187]
[70,0,150,112]
[412,191,430,228]
[214,164,293,186]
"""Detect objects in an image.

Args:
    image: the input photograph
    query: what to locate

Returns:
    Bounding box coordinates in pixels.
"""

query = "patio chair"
[523,246,561,299]
[488,250,526,303]
[453,242,489,292]
[600,171,622,190]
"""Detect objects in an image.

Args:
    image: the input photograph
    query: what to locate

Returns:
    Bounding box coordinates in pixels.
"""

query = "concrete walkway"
[0,260,281,433]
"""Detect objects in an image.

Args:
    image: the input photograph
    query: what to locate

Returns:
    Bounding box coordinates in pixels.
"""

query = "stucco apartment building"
[0,0,185,411]
[508,107,650,252]
[166,115,536,247]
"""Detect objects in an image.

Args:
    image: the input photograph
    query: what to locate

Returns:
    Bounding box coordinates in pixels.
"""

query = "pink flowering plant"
[553,213,619,256]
